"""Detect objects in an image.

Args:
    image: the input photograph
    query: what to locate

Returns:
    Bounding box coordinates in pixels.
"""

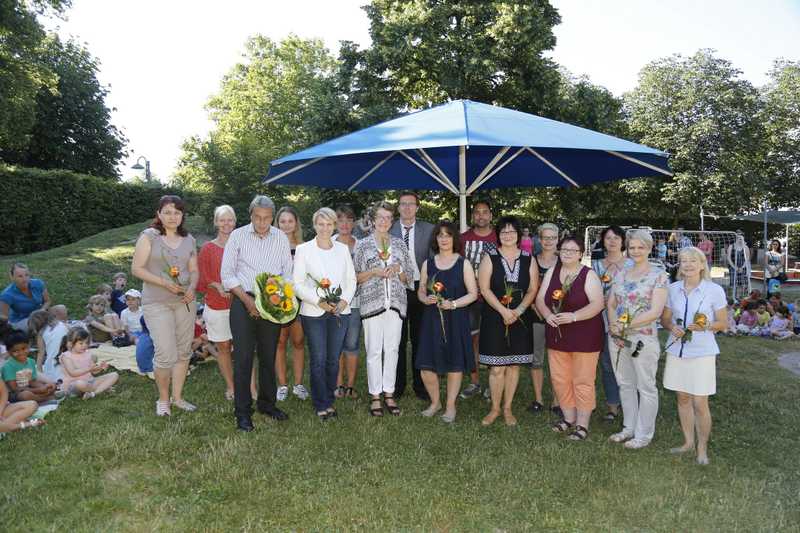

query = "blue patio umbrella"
[266,99,672,230]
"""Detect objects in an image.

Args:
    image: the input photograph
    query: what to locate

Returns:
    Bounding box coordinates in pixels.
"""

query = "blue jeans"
[342,308,362,354]
[135,332,155,373]
[600,338,620,407]
[301,313,349,412]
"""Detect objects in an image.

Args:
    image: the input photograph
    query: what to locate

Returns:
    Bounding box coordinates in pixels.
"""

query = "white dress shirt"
[221,224,293,293]
[293,238,357,317]
[401,222,421,282]
[665,279,726,358]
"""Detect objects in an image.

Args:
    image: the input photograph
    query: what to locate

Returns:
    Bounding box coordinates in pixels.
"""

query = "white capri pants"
[363,310,403,396]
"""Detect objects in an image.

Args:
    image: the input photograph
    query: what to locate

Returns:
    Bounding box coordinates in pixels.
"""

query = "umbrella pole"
[763,200,768,294]
[459,146,468,232]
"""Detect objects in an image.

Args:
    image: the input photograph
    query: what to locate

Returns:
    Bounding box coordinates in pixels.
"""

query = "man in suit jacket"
[390,191,435,400]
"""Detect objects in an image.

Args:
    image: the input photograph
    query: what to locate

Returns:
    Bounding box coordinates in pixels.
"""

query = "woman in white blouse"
[661,247,728,465]
[293,208,357,420]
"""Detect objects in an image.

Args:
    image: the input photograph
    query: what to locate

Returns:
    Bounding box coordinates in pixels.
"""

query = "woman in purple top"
[535,235,605,441]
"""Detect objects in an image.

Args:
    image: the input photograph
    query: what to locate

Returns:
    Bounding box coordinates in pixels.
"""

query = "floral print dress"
[609,266,670,341]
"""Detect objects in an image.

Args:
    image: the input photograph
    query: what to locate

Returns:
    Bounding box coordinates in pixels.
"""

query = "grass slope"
[1,224,799,531]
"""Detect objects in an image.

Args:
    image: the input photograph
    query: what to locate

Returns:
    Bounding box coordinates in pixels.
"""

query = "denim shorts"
[342,307,362,354]
[468,300,483,335]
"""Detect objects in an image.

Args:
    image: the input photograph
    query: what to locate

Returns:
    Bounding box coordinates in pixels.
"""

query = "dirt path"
[778,352,800,377]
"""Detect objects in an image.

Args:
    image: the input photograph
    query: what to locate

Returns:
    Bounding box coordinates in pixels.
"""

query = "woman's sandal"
[19,418,46,430]
[383,395,401,416]
[345,387,358,399]
[602,411,618,422]
[334,386,346,398]
[551,419,573,433]
[369,398,384,417]
[568,425,589,441]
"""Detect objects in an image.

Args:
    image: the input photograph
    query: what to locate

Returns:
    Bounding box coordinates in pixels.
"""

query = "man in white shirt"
[221,195,293,432]
[390,191,434,400]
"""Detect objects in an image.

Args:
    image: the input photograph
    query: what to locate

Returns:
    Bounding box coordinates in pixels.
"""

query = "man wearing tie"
[391,191,435,400]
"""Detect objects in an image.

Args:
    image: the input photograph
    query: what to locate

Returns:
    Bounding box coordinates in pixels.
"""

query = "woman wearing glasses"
[606,230,669,449]
[661,247,727,465]
[477,216,538,426]
[536,235,604,440]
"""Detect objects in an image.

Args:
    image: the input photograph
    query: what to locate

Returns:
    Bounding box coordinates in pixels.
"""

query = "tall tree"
[17,36,127,178]
[761,59,800,207]
[624,49,765,218]
[0,0,70,156]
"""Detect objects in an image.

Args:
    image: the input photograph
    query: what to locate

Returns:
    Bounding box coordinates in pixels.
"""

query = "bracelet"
[451,300,458,309]
[572,312,577,323]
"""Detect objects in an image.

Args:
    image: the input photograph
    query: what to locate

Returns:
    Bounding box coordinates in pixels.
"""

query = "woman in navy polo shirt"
[0,263,51,332]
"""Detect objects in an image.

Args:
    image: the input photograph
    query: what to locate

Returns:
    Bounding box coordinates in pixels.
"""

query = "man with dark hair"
[390,191,435,400]
[459,199,497,399]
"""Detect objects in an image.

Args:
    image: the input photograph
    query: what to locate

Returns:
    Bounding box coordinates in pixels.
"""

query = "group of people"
[729,289,799,339]
[1,193,732,466]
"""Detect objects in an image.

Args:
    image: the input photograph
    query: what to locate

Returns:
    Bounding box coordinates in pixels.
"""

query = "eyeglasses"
[398,201,417,207]
[499,230,517,236]
[631,340,644,358]
[374,215,392,222]
[541,236,558,241]
[559,248,581,255]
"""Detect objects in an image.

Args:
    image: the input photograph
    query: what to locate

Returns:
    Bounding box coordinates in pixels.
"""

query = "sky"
[45,0,800,182]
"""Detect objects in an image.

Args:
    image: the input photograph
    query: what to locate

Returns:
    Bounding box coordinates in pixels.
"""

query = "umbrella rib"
[347,151,398,191]
[606,150,673,176]
[264,156,326,184]
[527,148,580,187]
[399,150,459,194]
[416,148,454,188]
[466,147,511,194]
[470,147,527,192]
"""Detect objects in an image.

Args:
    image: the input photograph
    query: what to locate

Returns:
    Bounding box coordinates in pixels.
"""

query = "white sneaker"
[608,431,634,443]
[624,437,651,449]
[483,385,491,399]
[292,384,309,400]
[276,385,289,401]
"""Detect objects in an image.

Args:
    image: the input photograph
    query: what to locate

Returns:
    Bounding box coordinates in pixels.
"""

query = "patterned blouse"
[609,265,669,337]
[353,234,415,320]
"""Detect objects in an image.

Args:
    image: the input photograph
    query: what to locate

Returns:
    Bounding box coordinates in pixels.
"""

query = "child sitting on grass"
[119,289,143,344]
[109,273,128,316]
[752,301,772,336]
[768,307,795,340]
[84,294,125,344]
[59,327,118,400]
[736,301,758,335]
[725,299,738,335]
[0,379,44,436]
[1,331,58,403]
[28,305,69,381]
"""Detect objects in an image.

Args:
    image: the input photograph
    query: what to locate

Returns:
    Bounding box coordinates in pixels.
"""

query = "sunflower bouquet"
[254,273,299,324]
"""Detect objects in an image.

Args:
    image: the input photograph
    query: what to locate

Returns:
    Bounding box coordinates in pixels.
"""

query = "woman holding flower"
[353,202,415,417]
[132,195,198,416]
[415,221,478,423]
[591,225,633,423]
[536,235,604,440]
[293,208,356,420]
[477,216,538,426]
[661,247,727,465]
[606,230,669,449]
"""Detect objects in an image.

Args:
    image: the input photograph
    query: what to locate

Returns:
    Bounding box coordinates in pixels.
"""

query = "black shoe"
[527,401,544,414]
[415,390,430,401]
[259,407,289,421]
[236,415,254,432]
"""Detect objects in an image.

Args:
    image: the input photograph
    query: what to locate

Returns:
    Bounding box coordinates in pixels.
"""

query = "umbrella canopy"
[734,210,800,225]
[266,99,672,229]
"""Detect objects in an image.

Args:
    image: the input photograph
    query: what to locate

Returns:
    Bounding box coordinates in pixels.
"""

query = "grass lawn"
[2,222,800,531]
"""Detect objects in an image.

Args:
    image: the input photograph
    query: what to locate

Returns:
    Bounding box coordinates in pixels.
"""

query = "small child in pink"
[768,309,795,340]
[60,326,119,400]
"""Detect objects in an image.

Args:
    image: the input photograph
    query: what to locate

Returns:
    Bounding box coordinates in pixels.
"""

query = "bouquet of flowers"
[549,273,577,338]
[427,273,447,343]
[254,273,299,324]
[307,274,343,324]
[500,280,525,345]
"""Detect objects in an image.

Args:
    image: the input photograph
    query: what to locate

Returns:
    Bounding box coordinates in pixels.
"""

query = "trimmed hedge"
[0,165,198,254]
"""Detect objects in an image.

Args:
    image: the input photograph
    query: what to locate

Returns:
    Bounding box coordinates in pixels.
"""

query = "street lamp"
[131,155,151,181]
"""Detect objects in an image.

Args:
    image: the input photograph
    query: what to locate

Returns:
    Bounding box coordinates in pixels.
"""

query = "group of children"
[728,290,800,340]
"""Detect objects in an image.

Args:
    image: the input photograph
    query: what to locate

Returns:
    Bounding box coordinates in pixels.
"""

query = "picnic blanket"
[92,342,153,379]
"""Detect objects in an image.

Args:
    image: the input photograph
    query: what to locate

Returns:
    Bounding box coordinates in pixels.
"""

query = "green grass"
[2,224,800,531]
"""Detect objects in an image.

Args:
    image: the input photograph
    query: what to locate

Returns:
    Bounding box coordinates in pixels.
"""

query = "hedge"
[0,165,199,254]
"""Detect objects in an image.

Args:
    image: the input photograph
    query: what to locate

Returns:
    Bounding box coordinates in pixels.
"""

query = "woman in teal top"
[0,263,51,332]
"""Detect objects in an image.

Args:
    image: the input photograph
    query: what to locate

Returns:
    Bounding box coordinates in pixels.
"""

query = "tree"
[761,59,800,207]
[0,0,70,156]
[624,50,765,219]
[15,36,127,178]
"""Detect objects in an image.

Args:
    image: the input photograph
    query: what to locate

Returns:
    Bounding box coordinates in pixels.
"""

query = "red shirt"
[197,242,230,310]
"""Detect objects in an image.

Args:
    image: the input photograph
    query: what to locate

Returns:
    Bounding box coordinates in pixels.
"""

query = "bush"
[0,165,200,254]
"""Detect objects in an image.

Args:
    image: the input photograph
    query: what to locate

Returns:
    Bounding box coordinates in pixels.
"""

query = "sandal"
[345,387,358,399]
[369,398,384,417]
[383,395,401,416]
[568,425,589,441]
[19,418,46,430]
[551,419,573,433]
[602,411,618,422]
[334,386,346,398]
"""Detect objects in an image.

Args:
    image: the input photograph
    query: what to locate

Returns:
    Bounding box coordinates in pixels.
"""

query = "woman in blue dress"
[415,221,478,423]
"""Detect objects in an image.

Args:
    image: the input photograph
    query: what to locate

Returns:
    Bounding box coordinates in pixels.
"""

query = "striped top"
[221,224,293,293]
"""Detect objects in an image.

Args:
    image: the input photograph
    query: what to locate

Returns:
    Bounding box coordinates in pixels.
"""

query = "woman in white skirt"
[661,247,728,465]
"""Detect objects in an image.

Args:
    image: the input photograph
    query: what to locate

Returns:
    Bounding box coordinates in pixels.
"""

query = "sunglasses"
[631,339,644,358]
